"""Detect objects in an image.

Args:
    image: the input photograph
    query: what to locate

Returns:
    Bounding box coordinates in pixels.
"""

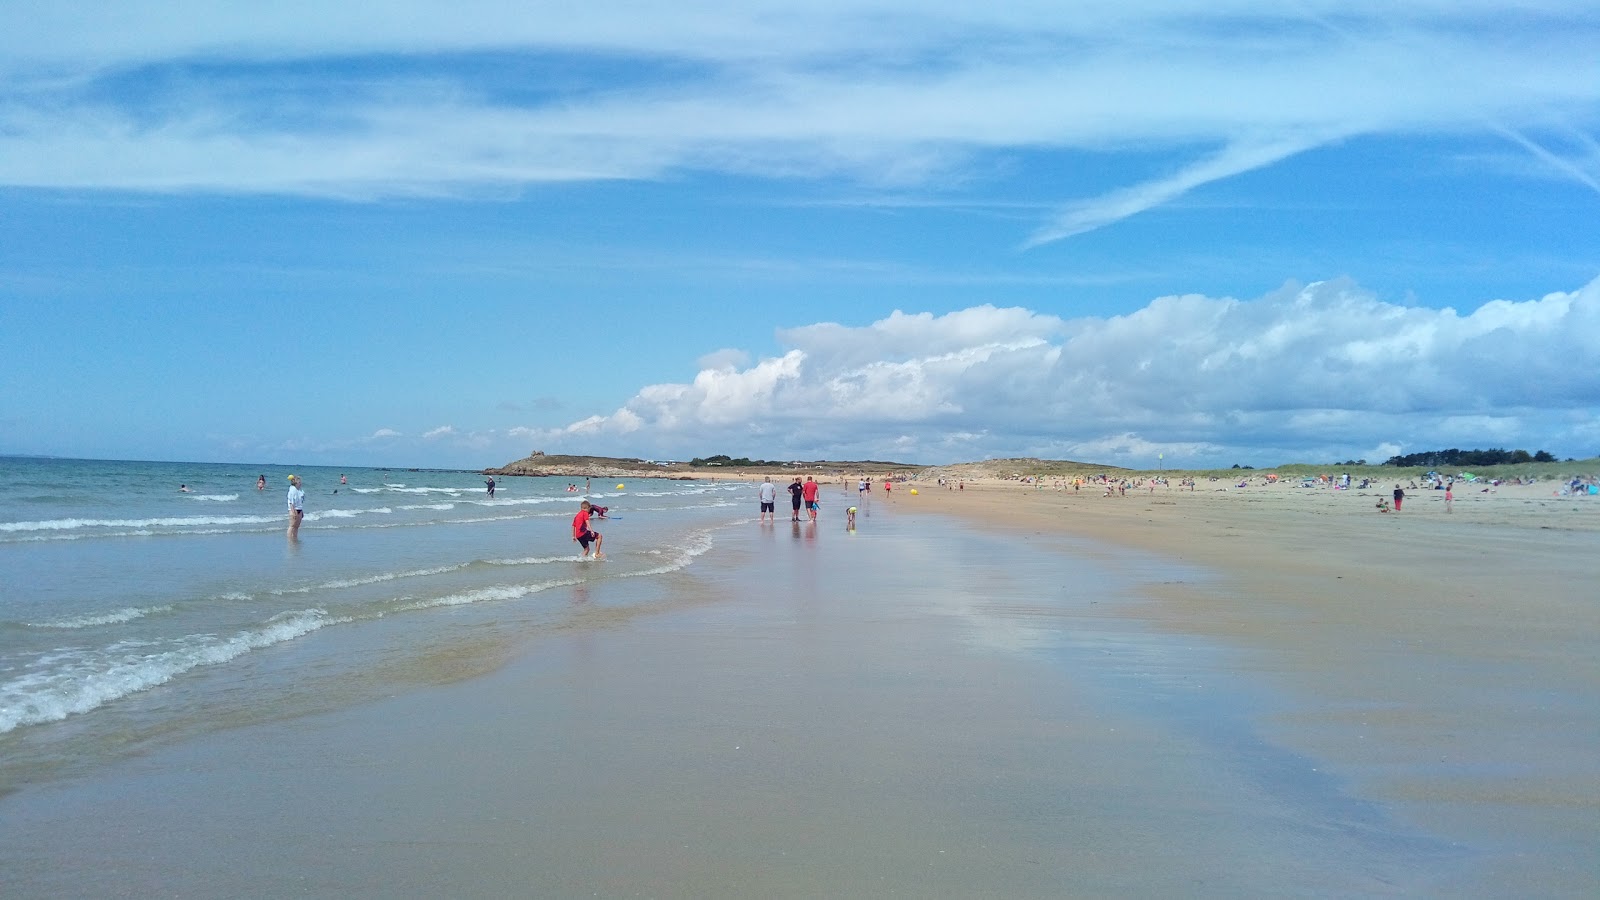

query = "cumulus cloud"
[697,348,751,371]
[422,425,455,439]
[369,428,401,439]
[525,277,1600,465]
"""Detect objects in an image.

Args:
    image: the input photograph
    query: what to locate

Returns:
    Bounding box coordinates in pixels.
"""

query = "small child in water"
[846,506,857,530]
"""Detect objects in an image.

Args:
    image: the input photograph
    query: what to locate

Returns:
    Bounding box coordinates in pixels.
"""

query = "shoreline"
[1,472,1594,894]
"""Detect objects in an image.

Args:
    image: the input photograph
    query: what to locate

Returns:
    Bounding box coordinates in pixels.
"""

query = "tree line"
[1383,448,1556,467]
[689,454,788,467]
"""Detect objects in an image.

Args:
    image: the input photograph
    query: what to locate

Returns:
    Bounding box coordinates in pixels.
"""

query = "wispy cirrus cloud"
[2,3,1597,240]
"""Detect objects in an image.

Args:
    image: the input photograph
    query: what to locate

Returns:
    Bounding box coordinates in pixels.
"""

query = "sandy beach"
[907,475,1600,890]
[2,474,1596,896]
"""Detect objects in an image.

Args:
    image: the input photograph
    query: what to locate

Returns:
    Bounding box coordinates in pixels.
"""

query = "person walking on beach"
[1393,484,1405,512]
[1444,483,1453,513]
[286,475,305,539]
[758,477,777,524]
[788,476,804,522]
[572,500,603,559]
[802,475,820,522]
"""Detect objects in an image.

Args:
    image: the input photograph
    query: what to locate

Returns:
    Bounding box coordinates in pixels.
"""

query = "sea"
[0,456,746,789]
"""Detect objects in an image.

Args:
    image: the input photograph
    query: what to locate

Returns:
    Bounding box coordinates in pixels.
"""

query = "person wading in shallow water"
[788,476,804,522]
[286,475,305,539]
[572,500,604,559]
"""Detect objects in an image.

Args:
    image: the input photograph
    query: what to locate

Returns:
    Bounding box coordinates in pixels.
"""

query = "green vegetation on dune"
[489,451,1599,482]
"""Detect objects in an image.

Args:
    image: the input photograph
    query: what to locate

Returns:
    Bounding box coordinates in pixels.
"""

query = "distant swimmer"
[572,500,603,559]
[256,475,266,491]
[340,474,347,485]
[179,484,191,492]
[286,475,305,539]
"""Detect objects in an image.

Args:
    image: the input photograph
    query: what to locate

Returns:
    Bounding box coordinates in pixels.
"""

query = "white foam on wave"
[0,609,342,733]
[188,494,239,502]
[271,563,470,595]
[27,604,175,629]
[394,577,583,612]
[486,554,583,565]
[0,513,280,534]
[306,507,386,521]
[619,529,716,578]
[462,495,568,508]
[399,502,455,511]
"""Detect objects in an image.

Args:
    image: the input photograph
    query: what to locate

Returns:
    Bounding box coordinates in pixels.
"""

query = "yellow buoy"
[616,484,625,490]
[909,488,919,495]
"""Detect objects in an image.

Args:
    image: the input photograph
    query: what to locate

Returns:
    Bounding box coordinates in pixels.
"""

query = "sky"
[2,1,1598,470]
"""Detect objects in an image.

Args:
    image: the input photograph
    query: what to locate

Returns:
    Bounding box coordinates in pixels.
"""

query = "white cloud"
[1023,135,1328,247]
[529,276,1600,465]
[1,3,1596,235]
[422,425,455,439]
[697,348,751,371]
[369,427,401,439]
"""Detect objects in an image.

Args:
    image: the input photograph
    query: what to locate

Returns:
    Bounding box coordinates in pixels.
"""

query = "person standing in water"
[788,476,804,522]
[572,500,604,559]
[286,475,305,539]
[758,477,777,524]
[257,474,266,491]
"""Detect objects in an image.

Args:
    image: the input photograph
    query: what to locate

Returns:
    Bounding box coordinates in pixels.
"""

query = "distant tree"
[1383,447,1553,468]
[1533,450,1556,463]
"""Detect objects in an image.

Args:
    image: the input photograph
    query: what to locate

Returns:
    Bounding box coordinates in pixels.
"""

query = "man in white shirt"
[287,475,305,539]
[758,476,777,524]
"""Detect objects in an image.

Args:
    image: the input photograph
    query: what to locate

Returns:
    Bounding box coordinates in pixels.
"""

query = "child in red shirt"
[572,500,604,559]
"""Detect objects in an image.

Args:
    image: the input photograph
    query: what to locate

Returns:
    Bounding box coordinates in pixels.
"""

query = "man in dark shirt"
[788,477,804,522]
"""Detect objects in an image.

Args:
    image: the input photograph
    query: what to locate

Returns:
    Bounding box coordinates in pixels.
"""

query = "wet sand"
[3,482,1596,896]
[897,477,1600,895]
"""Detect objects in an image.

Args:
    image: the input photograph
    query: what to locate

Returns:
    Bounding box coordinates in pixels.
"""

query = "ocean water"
[0,457,746,787]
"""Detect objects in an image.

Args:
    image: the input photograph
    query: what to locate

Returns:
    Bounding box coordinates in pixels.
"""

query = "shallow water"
[0,480,1478,896]
[0,457,744,787]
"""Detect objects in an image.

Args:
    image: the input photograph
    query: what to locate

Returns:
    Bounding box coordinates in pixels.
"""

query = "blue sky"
[2,2,1598,469]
